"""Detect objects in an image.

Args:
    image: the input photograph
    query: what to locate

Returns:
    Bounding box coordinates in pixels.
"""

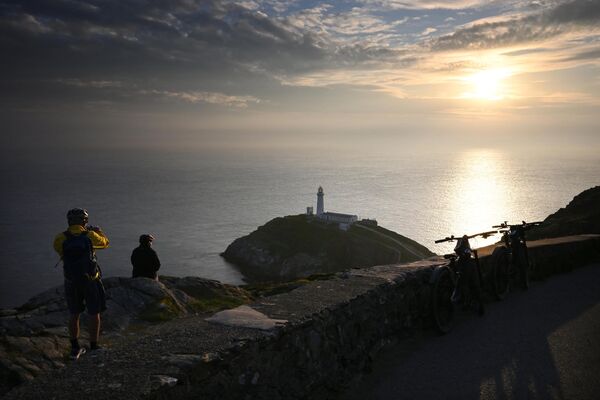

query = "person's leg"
[68,312,86,359]
[64,279,85,356]
[89,313,101,349]
[69,313,80,343]
[85,279,106,350]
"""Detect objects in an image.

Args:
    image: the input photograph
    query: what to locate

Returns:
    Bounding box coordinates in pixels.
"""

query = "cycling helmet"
[67,208,89,225]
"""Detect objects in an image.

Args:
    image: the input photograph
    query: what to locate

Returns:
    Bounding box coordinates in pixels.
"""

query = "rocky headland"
[527,185,600,240]
[221,214,435,281]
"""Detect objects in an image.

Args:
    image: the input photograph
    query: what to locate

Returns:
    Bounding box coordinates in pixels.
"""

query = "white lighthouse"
[316,186,324,216]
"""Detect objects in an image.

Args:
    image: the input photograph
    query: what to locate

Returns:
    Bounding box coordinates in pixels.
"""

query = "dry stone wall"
[149,235,600,400]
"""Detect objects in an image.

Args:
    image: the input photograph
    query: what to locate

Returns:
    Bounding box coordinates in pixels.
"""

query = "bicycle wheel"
[491,246,510,300]
[431,267,455,334]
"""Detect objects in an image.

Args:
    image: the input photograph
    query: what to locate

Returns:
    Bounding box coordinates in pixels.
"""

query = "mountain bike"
[490,221,543,296]
[431,230,497,334]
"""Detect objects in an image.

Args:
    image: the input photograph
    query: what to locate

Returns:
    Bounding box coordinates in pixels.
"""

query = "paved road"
[343,263,600,400]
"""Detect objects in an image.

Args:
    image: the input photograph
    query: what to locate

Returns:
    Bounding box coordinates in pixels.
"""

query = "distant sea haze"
[1,148,598,308]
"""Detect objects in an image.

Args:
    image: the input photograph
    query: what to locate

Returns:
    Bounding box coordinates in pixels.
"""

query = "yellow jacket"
[53,225,110,258]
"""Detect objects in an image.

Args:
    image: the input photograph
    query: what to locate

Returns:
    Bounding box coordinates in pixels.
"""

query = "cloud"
[0,0,406,97]
[51,78,261,108]
[421,27,438,36]
[358,0,487,10]
[253,0,298,14]
[502,47,552,56]
[430,0,600,51]
[560,47,600,62]
[289,7,404,36]
[56,79,125,88]
[0,0,598,123]
[143,90,261,108]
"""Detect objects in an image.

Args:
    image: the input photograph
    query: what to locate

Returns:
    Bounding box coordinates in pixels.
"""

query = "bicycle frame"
[431,231,494,333]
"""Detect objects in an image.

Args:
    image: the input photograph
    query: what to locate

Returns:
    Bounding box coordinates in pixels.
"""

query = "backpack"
[62,231,98,281]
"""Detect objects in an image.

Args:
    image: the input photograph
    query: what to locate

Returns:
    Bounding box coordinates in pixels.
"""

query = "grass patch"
[243,273,336,297]
[188,296,246,313]
[138,297,181,323]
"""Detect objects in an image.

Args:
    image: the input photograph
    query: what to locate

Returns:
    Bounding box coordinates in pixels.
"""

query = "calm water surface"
[1,148,598,307]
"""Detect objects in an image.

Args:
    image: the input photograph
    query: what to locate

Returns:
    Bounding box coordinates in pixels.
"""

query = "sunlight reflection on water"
[444,149,510,251]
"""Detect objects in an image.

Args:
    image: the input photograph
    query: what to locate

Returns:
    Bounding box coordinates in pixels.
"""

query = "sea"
[1,146,598,308]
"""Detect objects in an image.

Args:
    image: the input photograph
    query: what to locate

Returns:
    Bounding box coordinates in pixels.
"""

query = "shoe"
[70,347,86,361]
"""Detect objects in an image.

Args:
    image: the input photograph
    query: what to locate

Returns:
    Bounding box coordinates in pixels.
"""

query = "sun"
[463,69,511,101]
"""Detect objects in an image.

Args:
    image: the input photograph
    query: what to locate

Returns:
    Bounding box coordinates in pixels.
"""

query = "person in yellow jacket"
[53,208,109,360]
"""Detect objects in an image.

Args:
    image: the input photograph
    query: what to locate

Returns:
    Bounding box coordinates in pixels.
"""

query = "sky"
[1,0,599,153]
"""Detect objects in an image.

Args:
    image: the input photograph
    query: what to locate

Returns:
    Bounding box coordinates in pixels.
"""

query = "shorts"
[64,278,107,315]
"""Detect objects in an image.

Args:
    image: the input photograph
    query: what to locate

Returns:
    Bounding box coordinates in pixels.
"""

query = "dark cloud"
[502,47,552,56]
[0,0,403,111]
[430,0,600,51]
[561,47,600,61]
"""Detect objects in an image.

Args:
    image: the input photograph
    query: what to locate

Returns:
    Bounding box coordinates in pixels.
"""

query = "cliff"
[527,186,600,240]
[221,214,435,281]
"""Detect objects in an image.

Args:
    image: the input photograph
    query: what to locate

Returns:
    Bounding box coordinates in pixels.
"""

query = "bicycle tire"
[491,246,510,300]
[431,266,455,334]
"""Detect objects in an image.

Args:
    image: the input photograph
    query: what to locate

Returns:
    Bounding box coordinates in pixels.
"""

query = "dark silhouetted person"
[53,208,109,360]
[131,234,160,281]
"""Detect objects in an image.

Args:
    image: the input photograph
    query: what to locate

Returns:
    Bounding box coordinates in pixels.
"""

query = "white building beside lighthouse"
[310,186,358,230]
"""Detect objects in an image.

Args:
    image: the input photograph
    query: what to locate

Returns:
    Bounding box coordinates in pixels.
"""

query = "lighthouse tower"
[316,186,324,216]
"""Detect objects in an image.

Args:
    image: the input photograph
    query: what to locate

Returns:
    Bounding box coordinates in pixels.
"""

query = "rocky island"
[221,214,435,281]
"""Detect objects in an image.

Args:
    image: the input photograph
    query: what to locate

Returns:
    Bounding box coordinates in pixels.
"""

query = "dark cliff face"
[528,186,600,240]
[221,215,435,281]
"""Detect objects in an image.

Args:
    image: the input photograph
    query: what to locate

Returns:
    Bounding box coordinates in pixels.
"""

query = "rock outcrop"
[0,276,251,395]
[221,214,435,281]
[528,186,600,240]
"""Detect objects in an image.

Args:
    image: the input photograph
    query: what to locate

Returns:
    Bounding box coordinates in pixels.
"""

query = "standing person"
[53,208,109,360]
[131,234,161,281]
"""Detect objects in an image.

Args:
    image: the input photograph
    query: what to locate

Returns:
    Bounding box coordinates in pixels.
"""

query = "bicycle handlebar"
[493,221,543,230]
[434,230,498,243]
[435,235,455,243]
[467,230,498,239]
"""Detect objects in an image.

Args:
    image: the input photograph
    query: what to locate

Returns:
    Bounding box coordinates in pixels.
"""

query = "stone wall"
[152,265,435,400]
[149,235,600,400]
[4,235,600,400]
